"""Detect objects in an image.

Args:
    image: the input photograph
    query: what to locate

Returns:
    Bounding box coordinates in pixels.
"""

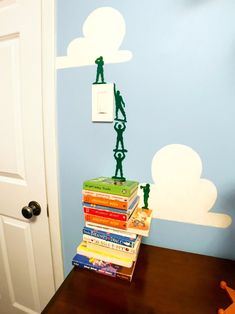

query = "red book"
[84,213,127,230]
[83,206,128,221]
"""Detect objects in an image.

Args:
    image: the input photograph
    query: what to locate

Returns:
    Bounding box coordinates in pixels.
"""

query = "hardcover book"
[77,241,134,268]
[83,177,139,197]
[83,196,139,220]
[84,213,127,230]
[82,190,138,210]
[72,253,137,282]
[127,208,153,237]
[83,197,138,223]
[84,206,130,221]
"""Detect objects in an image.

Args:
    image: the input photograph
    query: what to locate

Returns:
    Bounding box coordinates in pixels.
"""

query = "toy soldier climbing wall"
[114,84,126,122]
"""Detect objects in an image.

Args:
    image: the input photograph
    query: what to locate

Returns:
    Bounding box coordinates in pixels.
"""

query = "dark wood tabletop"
[42,244,235,314]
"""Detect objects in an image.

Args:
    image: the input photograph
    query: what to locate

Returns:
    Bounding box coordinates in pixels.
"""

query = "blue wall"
[57,0,235,275]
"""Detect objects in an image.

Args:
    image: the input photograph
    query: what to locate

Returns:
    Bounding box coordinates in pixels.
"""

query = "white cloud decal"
[56,7,133,69]
[138,144,232,228]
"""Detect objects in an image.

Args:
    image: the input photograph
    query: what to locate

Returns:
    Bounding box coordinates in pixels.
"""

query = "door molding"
[42,0,64,289]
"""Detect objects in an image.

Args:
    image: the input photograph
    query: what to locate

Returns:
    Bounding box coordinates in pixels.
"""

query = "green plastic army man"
[94,56,105,84]
[114,84,126,122]
[113,151,126,181]
[114,122,127,151]
[140,183,150,209]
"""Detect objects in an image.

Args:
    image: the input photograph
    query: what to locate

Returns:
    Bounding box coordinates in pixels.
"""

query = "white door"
[0,0,55,313]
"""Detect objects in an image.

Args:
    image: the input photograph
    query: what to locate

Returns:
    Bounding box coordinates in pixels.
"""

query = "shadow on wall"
[183,0,214,7]
[138,144,232,229]
[221,188,235,216]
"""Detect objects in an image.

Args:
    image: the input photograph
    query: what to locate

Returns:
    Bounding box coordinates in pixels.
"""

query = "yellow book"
[77,241,134,268]
[86,240,140,261]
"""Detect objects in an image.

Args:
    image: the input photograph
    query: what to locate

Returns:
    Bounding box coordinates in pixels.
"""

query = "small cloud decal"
[56,7,133,69]
[138,144,232,228]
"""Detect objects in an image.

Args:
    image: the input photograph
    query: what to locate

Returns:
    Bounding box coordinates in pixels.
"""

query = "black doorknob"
[21,201,41,219]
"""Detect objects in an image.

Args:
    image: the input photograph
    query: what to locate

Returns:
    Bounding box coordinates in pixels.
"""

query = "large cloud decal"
[138,144,232,228]
[56,7,133,69]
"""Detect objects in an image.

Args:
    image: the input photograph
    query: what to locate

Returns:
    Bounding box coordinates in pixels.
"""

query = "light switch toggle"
[92,83,114,122]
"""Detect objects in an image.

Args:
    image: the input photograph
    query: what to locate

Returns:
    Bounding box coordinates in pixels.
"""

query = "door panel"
[0,216,40,313]
[0,34,26,185]
[0,1,55,313]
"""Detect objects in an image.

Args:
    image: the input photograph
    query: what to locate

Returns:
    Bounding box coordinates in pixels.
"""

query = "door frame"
[42,0,64,289]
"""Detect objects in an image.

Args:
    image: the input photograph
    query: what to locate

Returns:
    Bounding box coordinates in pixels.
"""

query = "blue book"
[72,253,136,282]
[72,253,116,277]
[83,226,137,248]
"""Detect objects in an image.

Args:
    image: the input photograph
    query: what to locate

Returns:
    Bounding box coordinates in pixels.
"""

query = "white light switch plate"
[92,83,114,122]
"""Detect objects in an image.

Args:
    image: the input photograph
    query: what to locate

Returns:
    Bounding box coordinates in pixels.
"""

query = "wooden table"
[42,244,235,314]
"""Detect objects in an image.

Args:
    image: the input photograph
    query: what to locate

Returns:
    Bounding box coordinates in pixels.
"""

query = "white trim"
[41,0,64,289]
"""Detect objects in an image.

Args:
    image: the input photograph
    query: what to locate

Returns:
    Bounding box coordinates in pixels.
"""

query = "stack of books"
[72,177,153,282]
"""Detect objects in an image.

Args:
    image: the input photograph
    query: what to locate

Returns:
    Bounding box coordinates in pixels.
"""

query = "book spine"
[85,213,127,230]
[77,246,133,267]
[83,228,135,248]
[83,194,129,210]
[116,272,132,282]
[83,206,128,221]
[83,202,133,214]
[73,261,131,282]
[82,189,130,200]
[85,223,137,238]
[83,183,137,197]
[72,261,115,277]
[83,234,137,253]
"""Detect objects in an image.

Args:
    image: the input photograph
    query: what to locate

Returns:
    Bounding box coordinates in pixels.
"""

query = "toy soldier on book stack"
[112,84,128,182]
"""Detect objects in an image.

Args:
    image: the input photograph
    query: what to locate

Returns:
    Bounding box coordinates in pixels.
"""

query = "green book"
[83,177,139,197]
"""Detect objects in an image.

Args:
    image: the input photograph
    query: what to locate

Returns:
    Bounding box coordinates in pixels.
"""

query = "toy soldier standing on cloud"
[94,56,105,84]
[114,84,127,122]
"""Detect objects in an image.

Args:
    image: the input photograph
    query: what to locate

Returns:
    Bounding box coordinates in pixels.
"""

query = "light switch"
[92,83,114,122]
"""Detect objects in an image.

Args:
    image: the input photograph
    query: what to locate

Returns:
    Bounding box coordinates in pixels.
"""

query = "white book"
[82,189,138,202]
[85,222,137,239]
[83,234,142,254]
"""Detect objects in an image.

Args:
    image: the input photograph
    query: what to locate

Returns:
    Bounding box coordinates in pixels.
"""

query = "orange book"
[84,213,127,230]
[83,195,128,209]
[82,190,137,210]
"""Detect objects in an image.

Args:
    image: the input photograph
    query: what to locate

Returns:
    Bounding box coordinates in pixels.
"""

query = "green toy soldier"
[113,151,126,181]
[140,183,150,209]
[94,56,105,84]
[114,84,127,122]
[114,122,127,152]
